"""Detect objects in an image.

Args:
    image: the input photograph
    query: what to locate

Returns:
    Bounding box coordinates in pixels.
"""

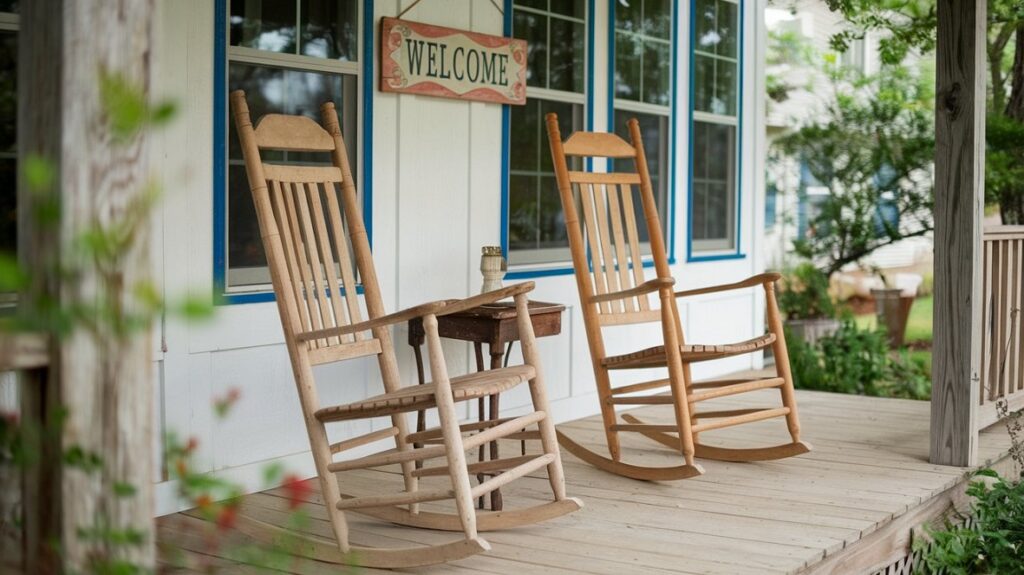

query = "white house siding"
[149,0,769,515]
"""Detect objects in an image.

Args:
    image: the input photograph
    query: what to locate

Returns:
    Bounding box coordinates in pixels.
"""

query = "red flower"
[215,504,237,531]
[194,494,213,511]
[282,474,311,509]
[175,458,188,478]
[184,437,199,454]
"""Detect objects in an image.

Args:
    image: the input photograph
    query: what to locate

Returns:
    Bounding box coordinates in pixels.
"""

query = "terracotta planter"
[785,318,841,346]
[871,288,914,348]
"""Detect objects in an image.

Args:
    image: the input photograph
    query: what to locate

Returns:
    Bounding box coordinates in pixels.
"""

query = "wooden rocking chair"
[545,113,811,481]
[230,91,580,569]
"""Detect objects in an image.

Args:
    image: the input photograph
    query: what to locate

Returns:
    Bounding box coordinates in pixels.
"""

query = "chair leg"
[595,368,622,461]
[390,412,420,514]
[308,418,351,553]
[423,315,478,539]
[514,294,567,501]
[661,294,696,467]
[765,283,803,442]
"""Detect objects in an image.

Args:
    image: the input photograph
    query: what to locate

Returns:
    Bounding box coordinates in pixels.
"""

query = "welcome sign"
[380,17,527,105]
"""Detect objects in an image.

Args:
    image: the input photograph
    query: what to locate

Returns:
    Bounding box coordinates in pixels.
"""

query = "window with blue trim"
[507,0,587,267]
[612,0,672,248]
[0,7,16,287]
[223,0,360,292]
[690,0,739,254]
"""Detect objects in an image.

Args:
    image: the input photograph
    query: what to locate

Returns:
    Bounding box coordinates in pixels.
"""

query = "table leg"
[474,343,487,510]
[412,341,426,469]
[488,342,504,511]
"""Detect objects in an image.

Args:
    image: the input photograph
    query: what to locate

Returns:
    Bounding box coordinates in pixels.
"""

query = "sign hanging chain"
[398,0,504,20]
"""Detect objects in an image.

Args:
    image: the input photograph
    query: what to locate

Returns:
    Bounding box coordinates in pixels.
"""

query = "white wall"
[149,0,769,515]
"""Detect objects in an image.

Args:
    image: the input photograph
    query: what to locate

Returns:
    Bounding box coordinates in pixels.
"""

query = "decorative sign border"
[380,17,527,105]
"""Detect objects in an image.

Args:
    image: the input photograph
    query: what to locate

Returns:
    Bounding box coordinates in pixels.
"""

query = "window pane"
[716,0,738,58]
[548,19,585,93]
[538,175,567,247]
[693,55,714,114]
[614,32,641,102]
[508,174,538,252]
[642,0,672,40]
[549,0,585,19]
[509,99,540,172]
[300,0,358,61]
[691,120,736,249]
[514,10,547,89]
[226,62,356,288]
[514,0,547,11]
[508,100,581,265]
[694,0,717,54]
[613,110,668,247]
[0,31,15,255]
[230,0,297,54]
[615,0,641,33]
[0,31,15,153]
[642,41,670,106]
[713,59,737,116]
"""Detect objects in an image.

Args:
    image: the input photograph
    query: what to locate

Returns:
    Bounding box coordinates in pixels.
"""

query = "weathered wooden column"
[930,0,987,466]
[19,0,157,570]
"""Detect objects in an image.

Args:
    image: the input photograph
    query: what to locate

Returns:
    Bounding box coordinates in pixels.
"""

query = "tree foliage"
[774,65,935,277]
[825,0,1024,223]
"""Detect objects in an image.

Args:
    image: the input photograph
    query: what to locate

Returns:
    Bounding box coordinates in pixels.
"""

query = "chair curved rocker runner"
[231,91,580,569]
[545,113,811,482]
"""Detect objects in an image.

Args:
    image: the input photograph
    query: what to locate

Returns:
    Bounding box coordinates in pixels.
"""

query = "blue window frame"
[213,0,374,304]
[688,0,744,262]
[501,0,595,278]
[609,0,677,264]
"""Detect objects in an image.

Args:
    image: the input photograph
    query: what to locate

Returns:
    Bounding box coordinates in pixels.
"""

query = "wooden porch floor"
[158,388,1014,574]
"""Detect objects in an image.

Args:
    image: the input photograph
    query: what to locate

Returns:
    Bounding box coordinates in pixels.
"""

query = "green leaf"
[24,155,55,192]
[112,481,137,498]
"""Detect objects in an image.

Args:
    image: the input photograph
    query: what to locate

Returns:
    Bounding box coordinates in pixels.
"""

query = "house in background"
[2,0,772,513]
[762,0,934,282]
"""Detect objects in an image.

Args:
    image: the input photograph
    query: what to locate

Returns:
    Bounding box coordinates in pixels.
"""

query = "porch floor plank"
[157,387,1014,574]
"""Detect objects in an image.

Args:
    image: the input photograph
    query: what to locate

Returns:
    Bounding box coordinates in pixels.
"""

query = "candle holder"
[480,245,507,296]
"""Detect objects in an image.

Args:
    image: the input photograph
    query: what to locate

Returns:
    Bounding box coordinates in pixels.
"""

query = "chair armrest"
[590,277,676,304]
[673,272,782,299]
[435,282,536,317]
[296,300,448,343]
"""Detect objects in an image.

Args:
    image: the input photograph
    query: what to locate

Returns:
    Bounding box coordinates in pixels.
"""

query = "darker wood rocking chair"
[546,113,812,481]
[230,91,580,569]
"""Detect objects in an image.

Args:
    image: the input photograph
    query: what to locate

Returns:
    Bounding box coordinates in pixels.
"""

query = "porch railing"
[978,225,1024,429]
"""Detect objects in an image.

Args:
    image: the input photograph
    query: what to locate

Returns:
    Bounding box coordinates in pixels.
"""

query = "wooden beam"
[19,0,158,570]
[18,1,64,571]
[930,0,987,466]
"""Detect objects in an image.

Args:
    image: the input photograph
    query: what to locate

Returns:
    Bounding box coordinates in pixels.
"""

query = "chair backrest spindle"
[231,91,380,365]
[546,114,670,328]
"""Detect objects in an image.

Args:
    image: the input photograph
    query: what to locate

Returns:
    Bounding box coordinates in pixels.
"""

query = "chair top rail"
[0,332,49,371]
[255,114,336,152]
[562,132,636,158]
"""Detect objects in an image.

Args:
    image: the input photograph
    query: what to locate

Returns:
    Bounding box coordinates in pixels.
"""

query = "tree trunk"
[1006,24,1024,121]
[20,0,157,571]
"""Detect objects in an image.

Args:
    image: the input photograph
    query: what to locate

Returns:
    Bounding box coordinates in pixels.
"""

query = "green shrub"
[787,319,930,400]
[778,263,836,320]
[915,469,1024,574]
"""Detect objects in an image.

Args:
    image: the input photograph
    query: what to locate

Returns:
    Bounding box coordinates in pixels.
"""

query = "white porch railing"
[978,226,1024,429]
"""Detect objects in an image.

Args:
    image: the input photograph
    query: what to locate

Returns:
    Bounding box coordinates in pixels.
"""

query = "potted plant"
[869,267,915,349]
[778,263,840,346]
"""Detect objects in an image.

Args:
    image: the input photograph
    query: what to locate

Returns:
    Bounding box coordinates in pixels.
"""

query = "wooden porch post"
[930,0,987,466]
[19,0,157,570]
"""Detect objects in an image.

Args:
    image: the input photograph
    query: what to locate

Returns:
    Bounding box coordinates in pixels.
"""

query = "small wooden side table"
[407,300,565,511]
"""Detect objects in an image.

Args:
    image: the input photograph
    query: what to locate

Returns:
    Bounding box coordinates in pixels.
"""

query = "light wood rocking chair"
[546,113,811,481]
[230,91,580,568]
